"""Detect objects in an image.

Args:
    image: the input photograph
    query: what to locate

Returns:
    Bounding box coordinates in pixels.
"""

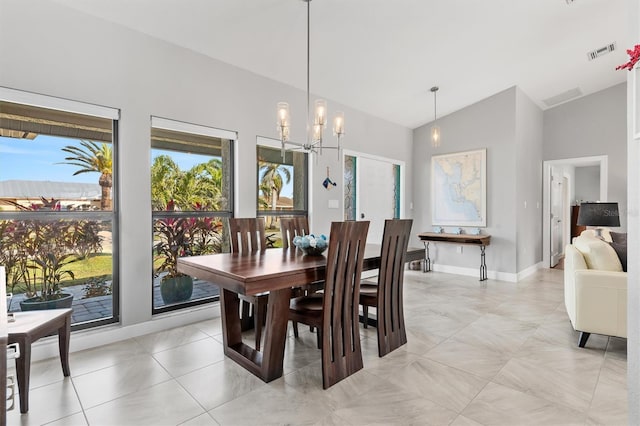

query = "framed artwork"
[431,148,487,227]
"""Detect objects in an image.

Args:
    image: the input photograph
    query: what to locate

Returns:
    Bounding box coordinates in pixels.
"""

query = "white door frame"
[542,155,608,267]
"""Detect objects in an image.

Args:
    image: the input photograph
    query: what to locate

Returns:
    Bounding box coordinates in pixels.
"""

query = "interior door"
[550,166,564,267]
[356,156,399,243]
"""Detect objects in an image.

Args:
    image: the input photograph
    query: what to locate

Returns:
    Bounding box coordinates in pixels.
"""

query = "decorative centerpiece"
[293,234,328,256]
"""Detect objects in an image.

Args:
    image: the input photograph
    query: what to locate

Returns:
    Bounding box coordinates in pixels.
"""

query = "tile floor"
[7,268,627,425]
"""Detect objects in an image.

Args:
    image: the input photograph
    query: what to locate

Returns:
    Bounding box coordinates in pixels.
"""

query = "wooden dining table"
[177,244,423,383]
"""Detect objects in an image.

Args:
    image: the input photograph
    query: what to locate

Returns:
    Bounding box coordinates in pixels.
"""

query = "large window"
[257,139,308,247]
[0,92,119,329]
[151,118,234,313]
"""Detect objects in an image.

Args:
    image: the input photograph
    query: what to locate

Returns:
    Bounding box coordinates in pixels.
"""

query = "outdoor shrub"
[82,275,112,298]
[0,217,103,299]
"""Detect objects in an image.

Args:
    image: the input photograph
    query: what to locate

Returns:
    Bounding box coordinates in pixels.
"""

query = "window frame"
[256,136,309,219]
[150,117,235,315]
[0,89,120,330]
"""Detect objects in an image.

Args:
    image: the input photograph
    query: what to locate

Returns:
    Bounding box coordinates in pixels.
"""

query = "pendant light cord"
[430,86,439,122]
[434,90,437,121]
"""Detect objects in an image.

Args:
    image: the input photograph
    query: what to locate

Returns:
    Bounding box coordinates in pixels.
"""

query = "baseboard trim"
[430,263,542,283]
[517,262,543,281]
[431,264,518,282]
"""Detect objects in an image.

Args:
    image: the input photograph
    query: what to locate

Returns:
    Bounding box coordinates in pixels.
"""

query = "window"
[0,91,119,329]
[151,117,234,313]
[257,138,308,247]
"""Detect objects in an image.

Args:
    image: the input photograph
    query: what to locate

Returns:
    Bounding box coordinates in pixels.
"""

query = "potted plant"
[154,213,196,304]
[153,200,224,304]
[16,219,77,311]
[19,251,76,311]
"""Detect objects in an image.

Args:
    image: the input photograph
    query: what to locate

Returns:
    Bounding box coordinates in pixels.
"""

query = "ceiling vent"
[543,87,583,107]
[587,43,616,61]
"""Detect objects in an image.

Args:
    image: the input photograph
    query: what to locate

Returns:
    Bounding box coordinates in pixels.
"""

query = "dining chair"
[359,219,412,357]
[279,216,310,249]
[280,216,323,296]
[228,217,269,351]
[280,216,322,333]
[289,220,370,389]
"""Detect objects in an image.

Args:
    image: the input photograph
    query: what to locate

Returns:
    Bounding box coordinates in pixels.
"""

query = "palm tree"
[61,140,113,210]
[151,156,224,211]
[259,162,291,209]
[151,155,181,210]
[259,161,291,227]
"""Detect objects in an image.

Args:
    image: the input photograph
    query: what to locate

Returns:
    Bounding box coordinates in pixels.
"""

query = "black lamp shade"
[577,202,620,227]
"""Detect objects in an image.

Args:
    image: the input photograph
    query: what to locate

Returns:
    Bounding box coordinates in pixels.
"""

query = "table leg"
[58,313,71,377]
[219,288,291,382]
[260,288,291,381]
[15,338,30,414]
[423,241,432,272]
[220,289,243,350]
[479,245,487,281]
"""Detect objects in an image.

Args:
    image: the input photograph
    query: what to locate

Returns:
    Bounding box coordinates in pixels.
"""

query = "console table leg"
[479,245,487,281]
[423,242,432,272]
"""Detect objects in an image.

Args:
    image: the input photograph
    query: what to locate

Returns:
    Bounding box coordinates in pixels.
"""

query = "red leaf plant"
[616,44,640,71]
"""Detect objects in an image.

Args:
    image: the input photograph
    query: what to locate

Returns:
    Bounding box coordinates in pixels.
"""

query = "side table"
[8,308,72,414]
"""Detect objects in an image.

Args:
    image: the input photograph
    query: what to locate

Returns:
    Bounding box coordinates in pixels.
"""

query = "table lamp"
[577,202,620,238]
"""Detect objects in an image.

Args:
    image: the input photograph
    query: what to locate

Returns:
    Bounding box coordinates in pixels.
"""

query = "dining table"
[177,244,423,383]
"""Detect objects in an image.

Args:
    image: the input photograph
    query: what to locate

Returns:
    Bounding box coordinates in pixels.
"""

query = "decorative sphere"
[293,234,328,256]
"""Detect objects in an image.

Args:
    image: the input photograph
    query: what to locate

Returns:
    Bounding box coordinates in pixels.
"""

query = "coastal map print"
[431,149,486,227]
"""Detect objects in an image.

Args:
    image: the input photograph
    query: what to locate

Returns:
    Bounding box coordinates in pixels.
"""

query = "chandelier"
[276,0,344,159]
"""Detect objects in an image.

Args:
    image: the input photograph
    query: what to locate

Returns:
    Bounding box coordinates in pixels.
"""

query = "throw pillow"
[573,235,623,272]
[610,241,627,272]
[610,231,627,245]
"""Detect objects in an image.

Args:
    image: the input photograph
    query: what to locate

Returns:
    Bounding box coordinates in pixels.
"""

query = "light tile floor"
[7,268,628,425]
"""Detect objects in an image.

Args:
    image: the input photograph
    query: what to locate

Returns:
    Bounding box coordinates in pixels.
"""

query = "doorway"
[343,151,404,243]
[542,155,608,268]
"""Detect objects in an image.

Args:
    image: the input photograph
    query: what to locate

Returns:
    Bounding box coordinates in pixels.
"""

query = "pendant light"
[430,86,441,148]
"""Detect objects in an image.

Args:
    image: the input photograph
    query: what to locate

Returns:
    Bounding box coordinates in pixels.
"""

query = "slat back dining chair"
[229,217,266,254]
[280,216,310,249]
[228,217,268,351]
[359,219,413,357]
[289,220,370,389]
[280,216,322,300]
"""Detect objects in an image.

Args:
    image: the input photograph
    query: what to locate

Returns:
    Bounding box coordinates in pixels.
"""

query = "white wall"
[574,166,600,203]
[413,87,520,277]
[515,88,544,272]
[0,1,413,330]
[543,83,628,230]
[626,0,639,421]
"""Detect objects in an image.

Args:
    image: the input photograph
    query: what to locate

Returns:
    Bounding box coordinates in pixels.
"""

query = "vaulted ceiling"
[54,0,630,128]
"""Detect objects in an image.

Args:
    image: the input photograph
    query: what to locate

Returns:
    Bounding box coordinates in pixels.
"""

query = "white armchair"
[563,234,627,347]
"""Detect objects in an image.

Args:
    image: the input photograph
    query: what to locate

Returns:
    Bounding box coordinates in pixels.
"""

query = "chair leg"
[578,332,591,348]
[363,305,368,329]
[292,320,299,338]
[316,329,322,349]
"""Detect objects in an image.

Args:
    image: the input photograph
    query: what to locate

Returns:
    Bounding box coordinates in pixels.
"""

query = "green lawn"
[6,253,113,294]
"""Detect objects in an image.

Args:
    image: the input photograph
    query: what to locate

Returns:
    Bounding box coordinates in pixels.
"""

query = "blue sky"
[0,135,95,183]
[0,134,294,197]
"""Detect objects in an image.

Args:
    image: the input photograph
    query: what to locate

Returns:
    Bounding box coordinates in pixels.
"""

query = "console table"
[418,232,491,281]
